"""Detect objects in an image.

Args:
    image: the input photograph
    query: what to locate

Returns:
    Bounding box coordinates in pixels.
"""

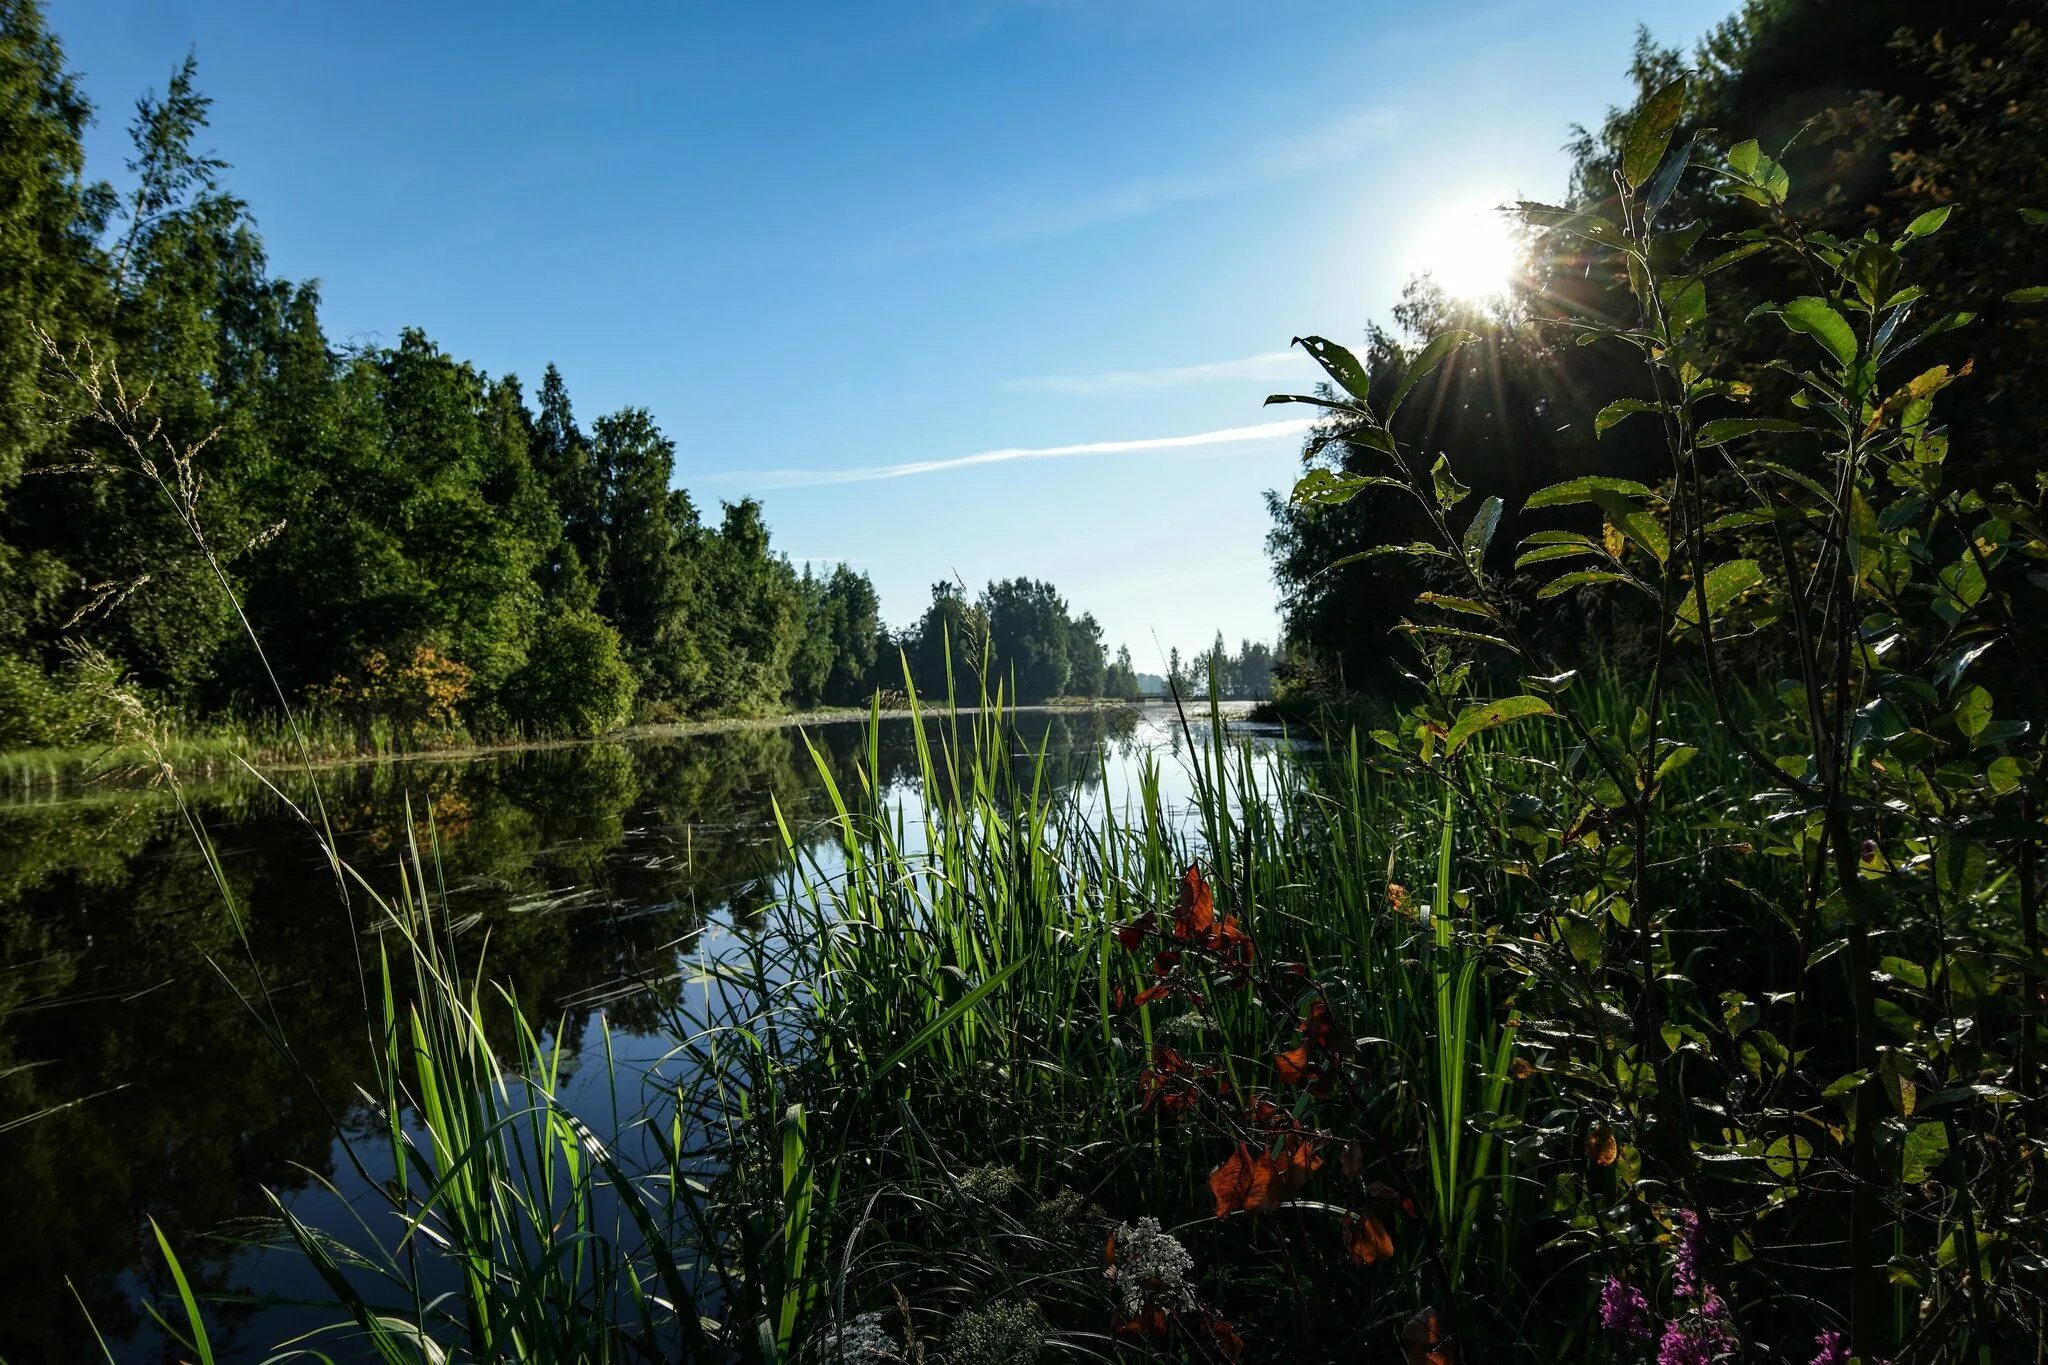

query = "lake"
[0,701,1272,1362]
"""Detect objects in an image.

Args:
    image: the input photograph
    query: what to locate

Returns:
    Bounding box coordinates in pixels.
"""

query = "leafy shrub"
[501,608,636,738]
[0,647,138,749]
[315,643,473,746]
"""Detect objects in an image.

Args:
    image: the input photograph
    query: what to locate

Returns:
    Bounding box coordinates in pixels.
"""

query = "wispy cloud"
[881,104,1401,254]
[710,418,1313,490]
[1004,348,1312,396]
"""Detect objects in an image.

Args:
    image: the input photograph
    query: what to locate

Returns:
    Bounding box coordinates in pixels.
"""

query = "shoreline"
[0,699,1172,801]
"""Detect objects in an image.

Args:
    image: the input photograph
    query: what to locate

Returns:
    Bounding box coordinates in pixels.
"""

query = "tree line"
[0,4,1163,745]
[1268,0,2045,694]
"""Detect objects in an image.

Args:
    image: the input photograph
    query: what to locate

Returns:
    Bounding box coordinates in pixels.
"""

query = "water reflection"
[0,706,1203,1362]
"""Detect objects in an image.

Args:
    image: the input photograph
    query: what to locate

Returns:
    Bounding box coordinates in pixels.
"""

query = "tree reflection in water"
[0,707,1143,1362]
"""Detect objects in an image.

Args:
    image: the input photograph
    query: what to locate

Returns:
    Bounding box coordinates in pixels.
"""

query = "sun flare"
[1409,199,1522,302]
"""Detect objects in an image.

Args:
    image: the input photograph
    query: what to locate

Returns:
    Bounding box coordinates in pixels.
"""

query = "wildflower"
[1671,1209,1707,1299]
[1105,1216,1196,1316]
[1810,1330,1848,1365]
[1598,1276,1653,1341]
[1657,1321,1716,1365]
[813,1310,895,1362]
[956,1164,1021,1202]
[948,1300,1047,1365]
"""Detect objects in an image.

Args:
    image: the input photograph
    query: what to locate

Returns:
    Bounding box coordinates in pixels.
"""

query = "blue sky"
[56,0,1729,670]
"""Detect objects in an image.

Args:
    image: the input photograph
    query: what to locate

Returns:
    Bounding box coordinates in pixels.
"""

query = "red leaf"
[1403,1307,1454,1365]
[1344,1211,1396,1266]
[1114,1305,1169,1340]
[1209,1144,1262,1217]
[1197,1310,1245,1362]
[1368,1181,1421,1221]
[1341,1140,1367,1179]
[1174,864,1217,941]
[1274,1045,1314,1086]
[1134,984,1173,1008]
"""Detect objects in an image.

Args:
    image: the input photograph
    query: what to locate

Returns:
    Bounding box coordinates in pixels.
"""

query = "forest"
[0,28,1152,757]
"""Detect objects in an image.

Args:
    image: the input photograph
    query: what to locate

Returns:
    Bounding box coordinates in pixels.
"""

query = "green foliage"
[1278,103,2048,1360]
[501,608,636,737]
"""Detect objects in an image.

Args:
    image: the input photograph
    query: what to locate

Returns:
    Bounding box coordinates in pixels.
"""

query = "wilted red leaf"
[1134,983,1172,1008]
[1152,949,1182,978]
[1367,1181,1420,1221]
[1403,1307,1453,1365]
[1344,1211,1395,1266]
[1586,1122,1619,1167]
[1509,1056,1536,1081]
[1274,1045,1313,1085]
[1341,1140,1367,1179]
[1114,913,1155,951]
[1174,864,1217,941]
[1113,1305,1169,1340]
[1301,999,1350,1052]
[1209,1144,1261,1217]
[1197,1310,1245,1362]
[1387,882,1412,917]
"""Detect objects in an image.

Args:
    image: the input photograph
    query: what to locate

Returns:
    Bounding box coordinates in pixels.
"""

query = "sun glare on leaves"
[1409,199,1523,303]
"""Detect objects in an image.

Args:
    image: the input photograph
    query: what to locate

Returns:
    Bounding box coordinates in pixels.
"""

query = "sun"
[1409,199,1522,303]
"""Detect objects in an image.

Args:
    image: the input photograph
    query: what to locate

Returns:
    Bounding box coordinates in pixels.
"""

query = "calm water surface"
[0,703,1273,1362]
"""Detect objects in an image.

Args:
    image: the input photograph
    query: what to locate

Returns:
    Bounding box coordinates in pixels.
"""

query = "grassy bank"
[0,697,1148,799]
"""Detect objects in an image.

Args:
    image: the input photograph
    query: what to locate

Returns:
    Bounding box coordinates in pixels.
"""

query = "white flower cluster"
[1158,1012,1217,1040]
[1110,1216,1196,1315]
[814,1310,894,1362]
[947,1299,1047,1365]
[956,1163,1022,1202]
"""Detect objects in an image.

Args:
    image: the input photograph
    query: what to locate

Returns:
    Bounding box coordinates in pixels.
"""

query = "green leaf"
[1293,335,1375,407]
[1696,417,1803,445]
[1674,559,1764,626]
[1431,454,1470,509]
[1537,569,1634,600]
[1525,475,1654,510]
[1950,685,1992,741]
[2022,207,2048,226]
[1462,495,1503,562]
[2006,286,2048,304]
[1416,592,1496,620]
[1899,1122,1948,1184]
[1446,694,1555,753]
[1905,205,1953,238]
[1988,756,2023,796]
[1727,139,1760,179]
[1515,542,1599,569]
[1388,330,1476,420]
[1622,76,1688,189]
[1779,297,1858,367]
[1764,1135,1813,1178]
[1595,398,1662,437]
[1291,468,1375,507]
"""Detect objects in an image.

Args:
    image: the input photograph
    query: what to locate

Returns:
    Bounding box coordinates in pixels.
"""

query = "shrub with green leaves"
[500,608,637,738]
[1276,76,2048,1363]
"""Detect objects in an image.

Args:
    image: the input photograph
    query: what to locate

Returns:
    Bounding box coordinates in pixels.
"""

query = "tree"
[907,581,985,700]
[1065,611,1107,698]
[588,406,698,703]
[981,577,1071,702]
[501,607,636,737]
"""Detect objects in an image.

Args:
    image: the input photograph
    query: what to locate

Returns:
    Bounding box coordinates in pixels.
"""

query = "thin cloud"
[712,417,1313,491]
[880,104,1400,254]
[1004,348,1310,396]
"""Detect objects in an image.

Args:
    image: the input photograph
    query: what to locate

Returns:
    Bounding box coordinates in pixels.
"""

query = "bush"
[0,648,138,749]
[315,644,474,747]
[501,608,637,738]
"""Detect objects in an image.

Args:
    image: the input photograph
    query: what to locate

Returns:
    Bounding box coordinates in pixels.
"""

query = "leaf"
[1294,335,1374,407]
[1388,330,1476,420]
[1292,468,1398,508]
[2023,207,2048,226]
[1950,685,1992,741]
[1643,133,1696,221]
[1674,559,1764,626]
[1431,455,1470,510]
[1446,695,1555,754]
[2006,286,2048,304]
[1696,417,1803,445]
[1727,139,1760,178]
[1905,205,1953,238]
[1403,1307,1453,1365]
[1344,1212,1395,1266]
[1779,297,1858,367]
[1524,475,1654,510]
[1537,569,1634,600]
[1586,1122,1619,1167]
[1417,593,1496,620]
[1622,76,1688,189]
[1899,1122,1949,1184]
[1596,398,1662,436]
[1764,1135,1813,1178]
[1462,495,1503,561]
